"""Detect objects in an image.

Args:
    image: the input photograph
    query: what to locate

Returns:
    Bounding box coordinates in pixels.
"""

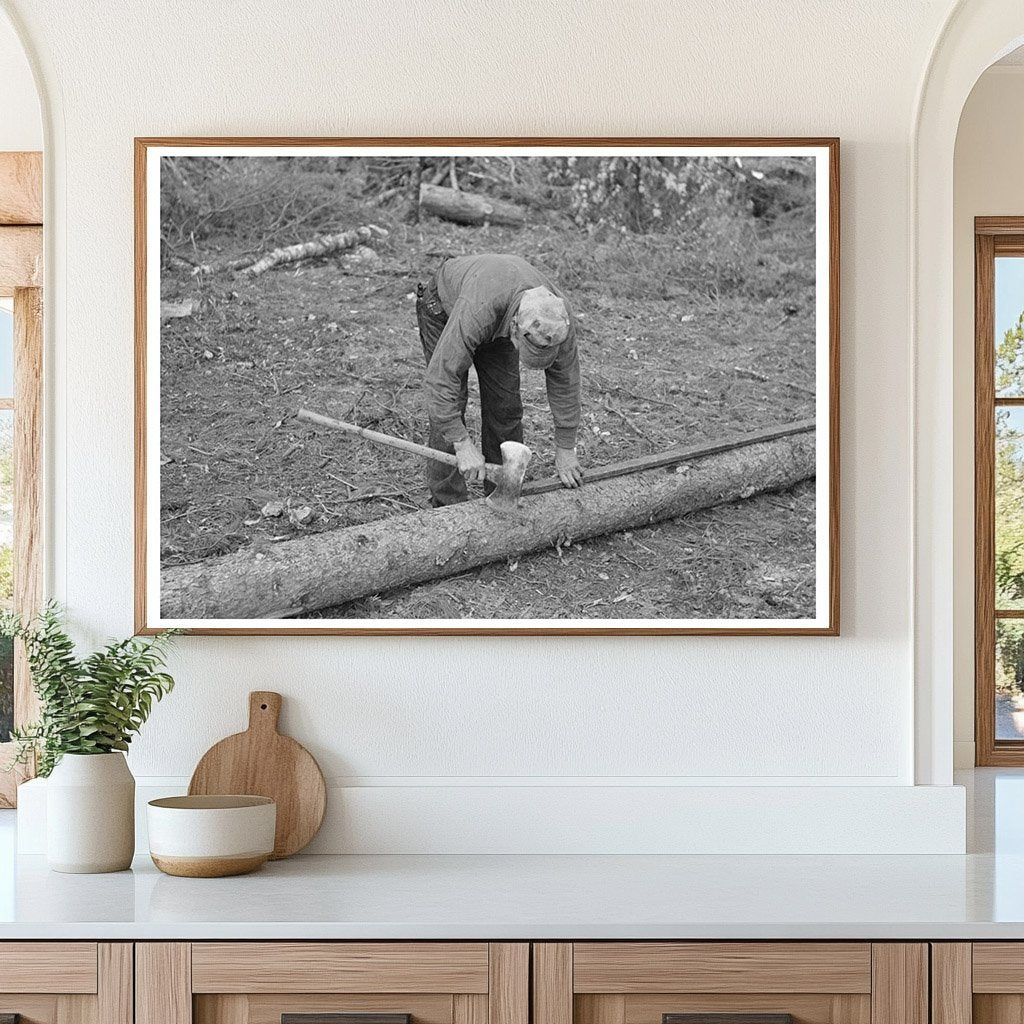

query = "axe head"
[485,441,532,516]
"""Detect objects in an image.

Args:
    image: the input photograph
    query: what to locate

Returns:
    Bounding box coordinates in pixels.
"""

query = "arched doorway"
[0,6,43,810]
[914,1,1024,785]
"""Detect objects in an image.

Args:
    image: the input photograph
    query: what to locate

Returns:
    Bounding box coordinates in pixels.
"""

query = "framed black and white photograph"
[135,138,839,635]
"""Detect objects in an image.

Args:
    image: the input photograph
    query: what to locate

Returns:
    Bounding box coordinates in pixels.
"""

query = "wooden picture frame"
[135,137,840,636]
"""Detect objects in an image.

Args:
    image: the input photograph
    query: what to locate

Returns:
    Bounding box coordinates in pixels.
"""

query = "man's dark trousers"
[416,270,524,506]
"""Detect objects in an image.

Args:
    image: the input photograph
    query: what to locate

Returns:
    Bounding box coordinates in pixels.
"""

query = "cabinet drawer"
[0,942,99,993]
[534,944,925,1024]
[572,944,872,994]
[140,943,529,1024]
[191,943,491,994]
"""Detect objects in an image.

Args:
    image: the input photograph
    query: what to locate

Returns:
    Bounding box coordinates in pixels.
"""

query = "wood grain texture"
[0,226,42,295]
[870,945,927,1024]
[191,943,489,994]
[134,136,839,637]
[488,944,528,1024]
[931,945,971,1024]
[241,995,450,1024]
[151,853,269,877]
[0,153,42,225]
[136,943,192,1024]
[14,286,43,724]
[974,995,1024,1024]
[98,945,133,1024]
[133,136,148,634]
[971,944,1024,992]
[533,945,572,1024]
[576,996,626,1024]
[977,217,1024,236]
[453,995,487,1024]
[188,691,326,858]
[0,999,58,1024]
[282,1015,410,1024]
[662,1015,793,1024]
[0,943,97,993]
[57,992,96,1024]
[196,994,248,1024]
[624,994,868,1024]
[573,943,871,994]
[976,228,999,765]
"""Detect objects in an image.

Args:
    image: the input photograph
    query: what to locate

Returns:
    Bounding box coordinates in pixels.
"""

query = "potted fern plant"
[2,604,177,873]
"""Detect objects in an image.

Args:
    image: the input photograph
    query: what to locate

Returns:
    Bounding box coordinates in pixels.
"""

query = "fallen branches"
[242,224,388,276]
[192,224,388,276]
[419,183,525,227]
[160,428,815,620]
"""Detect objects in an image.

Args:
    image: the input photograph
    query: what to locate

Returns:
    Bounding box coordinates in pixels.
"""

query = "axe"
[296,408,532,515]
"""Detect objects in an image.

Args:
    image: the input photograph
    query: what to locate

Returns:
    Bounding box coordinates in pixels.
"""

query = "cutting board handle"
[248,691,282,734]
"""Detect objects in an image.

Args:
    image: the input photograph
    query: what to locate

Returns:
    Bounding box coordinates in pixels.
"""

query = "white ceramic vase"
[46,752,135,873]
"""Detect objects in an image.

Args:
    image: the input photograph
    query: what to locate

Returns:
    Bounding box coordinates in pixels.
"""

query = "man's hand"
[454,438,486,484]
[555,446,583,488]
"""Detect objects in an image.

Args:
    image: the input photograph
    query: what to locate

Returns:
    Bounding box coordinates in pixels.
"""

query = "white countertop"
[0,849,1022,940]
[1,769,1022,941]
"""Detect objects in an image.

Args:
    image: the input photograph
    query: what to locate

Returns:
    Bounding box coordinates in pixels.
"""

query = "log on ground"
[160,430,817,620]
[419,183,525,227]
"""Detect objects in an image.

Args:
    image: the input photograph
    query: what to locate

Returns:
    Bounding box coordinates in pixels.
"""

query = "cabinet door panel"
[198,994,456,1024]
[622,993,871,1024]
[0,943,129,1024]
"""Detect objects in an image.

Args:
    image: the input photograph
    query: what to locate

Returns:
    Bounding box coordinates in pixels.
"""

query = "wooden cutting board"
[188,691,326,859]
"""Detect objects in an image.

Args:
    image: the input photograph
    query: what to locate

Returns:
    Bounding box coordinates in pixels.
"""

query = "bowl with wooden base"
[147,795,276,877]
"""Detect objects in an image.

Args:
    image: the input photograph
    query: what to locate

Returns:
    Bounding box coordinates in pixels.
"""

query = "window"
[0,302,12,745]
[0,152,43,806]
[975,219,1024,764]
[0,288,42,806]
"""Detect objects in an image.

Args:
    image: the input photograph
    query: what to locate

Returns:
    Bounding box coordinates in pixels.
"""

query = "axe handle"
[297,409,502,475]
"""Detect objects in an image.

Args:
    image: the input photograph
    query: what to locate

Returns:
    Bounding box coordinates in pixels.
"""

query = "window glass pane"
[0,410,12,742]
[996,256,1024,397]
[0,306,12,400]
[998,620,1024,740]
[997,407,1024,610]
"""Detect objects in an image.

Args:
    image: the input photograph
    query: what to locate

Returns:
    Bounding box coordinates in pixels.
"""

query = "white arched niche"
[914,0,1024,785]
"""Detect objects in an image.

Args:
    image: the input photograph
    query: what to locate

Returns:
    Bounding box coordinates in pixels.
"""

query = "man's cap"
[515,287,571,368]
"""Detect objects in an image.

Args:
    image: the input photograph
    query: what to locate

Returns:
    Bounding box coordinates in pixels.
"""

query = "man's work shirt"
[426,254,582,449]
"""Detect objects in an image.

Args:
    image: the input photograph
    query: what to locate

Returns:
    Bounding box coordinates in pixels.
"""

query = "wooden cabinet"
[931,943,1024,1024]
[532,944,928,1024]
[0,938,955,1024]
[136,944,528,1024]
[0,943,131,1024]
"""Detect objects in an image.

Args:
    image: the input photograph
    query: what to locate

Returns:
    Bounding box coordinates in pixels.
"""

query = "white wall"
[952,65,1024,767]
[1,0,973,851]
[0,10,39,151]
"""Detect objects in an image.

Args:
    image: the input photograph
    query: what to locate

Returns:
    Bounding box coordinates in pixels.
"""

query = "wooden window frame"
[975,217,1024,765]
[0,151,43,807]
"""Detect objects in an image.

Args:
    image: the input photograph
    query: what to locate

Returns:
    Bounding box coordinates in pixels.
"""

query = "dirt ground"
[159,204,817,620]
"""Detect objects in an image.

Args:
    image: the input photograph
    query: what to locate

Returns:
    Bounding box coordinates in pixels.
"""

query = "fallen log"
[160,429,816,620]
[192,224,388,277]
[419,183,525,227]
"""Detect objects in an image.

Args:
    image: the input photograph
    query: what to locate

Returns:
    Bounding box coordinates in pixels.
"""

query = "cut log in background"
[160,428,816,620]
[419,183,525,227]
